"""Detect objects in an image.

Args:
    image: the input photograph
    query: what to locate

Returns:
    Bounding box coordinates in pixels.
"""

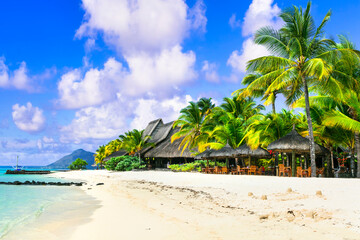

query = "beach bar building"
[140,119,194,168]
[267,126,330,177]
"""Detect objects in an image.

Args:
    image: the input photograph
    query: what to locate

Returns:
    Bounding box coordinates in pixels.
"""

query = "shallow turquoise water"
[0,167,87,239]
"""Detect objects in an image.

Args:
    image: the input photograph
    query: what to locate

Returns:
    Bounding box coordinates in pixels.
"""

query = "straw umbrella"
[267,126,323,176]
[233,144,271,167]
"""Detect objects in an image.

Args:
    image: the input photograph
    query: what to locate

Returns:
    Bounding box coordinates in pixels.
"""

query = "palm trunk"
[291,151,296,177]
[355,132,360,178]
[302,76,316,177]
[272,101,276,114]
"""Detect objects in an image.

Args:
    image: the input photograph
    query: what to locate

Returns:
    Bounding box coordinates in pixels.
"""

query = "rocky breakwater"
[0,180,84,186]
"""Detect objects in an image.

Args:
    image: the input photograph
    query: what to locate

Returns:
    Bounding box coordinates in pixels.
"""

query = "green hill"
[47,149,95,169]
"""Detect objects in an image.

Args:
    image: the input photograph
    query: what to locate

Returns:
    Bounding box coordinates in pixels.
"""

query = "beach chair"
[316,167,324,177]
[278,164,285,176]
[306,167,311,177]
[231,167,238,175]
[256,167,265,175]
[221,167,228,174]
[237,165,245,175]
[248,165,257,175]
[284,167,292,177]
[296,167,303,177]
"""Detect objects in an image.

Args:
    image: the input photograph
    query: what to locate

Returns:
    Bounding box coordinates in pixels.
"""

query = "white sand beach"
[48,170,360,240]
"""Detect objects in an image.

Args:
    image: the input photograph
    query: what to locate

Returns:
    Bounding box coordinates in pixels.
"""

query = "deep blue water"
[0,166,84,239]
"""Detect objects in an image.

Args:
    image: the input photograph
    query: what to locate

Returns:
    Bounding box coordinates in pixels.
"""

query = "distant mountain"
[46,149,95,169]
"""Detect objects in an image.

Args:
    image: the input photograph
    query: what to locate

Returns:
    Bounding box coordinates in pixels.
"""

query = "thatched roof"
[267,129,323,153]
[144,127,193,158]
[234,144,271,158]
[195,144,237,159]
[103,150,127,162]
[142,118,163,138]
[140,119,174,154]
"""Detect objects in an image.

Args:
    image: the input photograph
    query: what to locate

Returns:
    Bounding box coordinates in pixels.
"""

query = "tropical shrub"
[169,160,219,172]
[69,158,88,170]
[114,156,146,171]
[104,157,123,171]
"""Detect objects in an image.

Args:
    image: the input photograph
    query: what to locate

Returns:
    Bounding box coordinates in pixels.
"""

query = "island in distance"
[46,149,95,169]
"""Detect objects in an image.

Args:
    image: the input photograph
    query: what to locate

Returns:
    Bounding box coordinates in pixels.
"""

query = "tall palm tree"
[172,98,215,154]
[245,2,358,176]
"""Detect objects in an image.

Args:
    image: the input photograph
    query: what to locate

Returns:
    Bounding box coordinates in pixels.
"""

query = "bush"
[104,157,123,171]
[69,158,88,170]
[106,156,146,171]
[169,160,218,172]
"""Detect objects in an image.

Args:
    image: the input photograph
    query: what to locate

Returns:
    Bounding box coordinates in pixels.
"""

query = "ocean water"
[0,167,96,239]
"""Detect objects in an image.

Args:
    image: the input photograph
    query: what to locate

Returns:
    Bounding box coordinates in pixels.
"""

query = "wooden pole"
[292,150,296,177]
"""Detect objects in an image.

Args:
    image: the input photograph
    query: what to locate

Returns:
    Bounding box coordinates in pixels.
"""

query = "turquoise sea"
[0,166,96,239]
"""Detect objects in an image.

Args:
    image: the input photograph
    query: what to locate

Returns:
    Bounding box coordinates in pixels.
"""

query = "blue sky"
[0,0,359,165]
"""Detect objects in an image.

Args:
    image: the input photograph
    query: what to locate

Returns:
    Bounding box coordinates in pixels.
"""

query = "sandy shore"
[51,170,360,240]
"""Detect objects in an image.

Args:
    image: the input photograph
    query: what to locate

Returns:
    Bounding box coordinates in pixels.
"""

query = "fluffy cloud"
[227,38,269,73]
[130,95,193,130]
[242,0,282,37]
[60,94,192,143]
[57,0,206,143]
[76,0,206,55]
[227,0,282,75]
[201,61,219,83]
[12,102,46,133]
[57,58,127,109]
[0,57,56,92]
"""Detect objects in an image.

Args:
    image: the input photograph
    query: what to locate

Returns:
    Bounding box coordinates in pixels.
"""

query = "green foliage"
[169,160,221,172]
[68,158,88,170]
[104,157,123,171]
[105,156,146,171]
[257,158,274,170]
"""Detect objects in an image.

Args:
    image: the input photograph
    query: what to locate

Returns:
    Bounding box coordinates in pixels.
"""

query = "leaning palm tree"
[244,2,359,176]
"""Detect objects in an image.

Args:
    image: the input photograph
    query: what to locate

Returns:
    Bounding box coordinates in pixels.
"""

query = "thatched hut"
[267,127,328,176]
[140,119,195,168]
[144,127,193,166]
[234,144,271,167]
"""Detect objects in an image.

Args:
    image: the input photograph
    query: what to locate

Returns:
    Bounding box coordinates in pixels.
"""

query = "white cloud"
[57,0,206,143]
[57,58,127,109]
[227,0,282,75]
[189,0,207,33]
[0,57,55,92]
[229,14,241,29]
[242,0,282,37]
[130,95,193,130]
[201,61,219,83]
[12,102,46,133]
[227,38,269,73]
[0,57,9,87]
[12,61,33,92]
[76,0,206,55]
[60,94,192,143]
[124,45,196,97]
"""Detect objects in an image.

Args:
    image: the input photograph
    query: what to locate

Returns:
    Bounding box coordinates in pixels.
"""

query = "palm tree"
[119,129,152,156]
[94,145,106,169]
[244,109,299,149]
[172,98,215,154]
[245,2,358,176]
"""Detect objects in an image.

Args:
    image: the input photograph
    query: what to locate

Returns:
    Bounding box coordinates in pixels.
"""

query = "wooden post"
[292,150,296,177]
[286,153,289,167]
[248,156,251,167]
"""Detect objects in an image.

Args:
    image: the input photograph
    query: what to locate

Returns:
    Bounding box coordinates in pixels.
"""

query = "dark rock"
[96,183,104,186]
